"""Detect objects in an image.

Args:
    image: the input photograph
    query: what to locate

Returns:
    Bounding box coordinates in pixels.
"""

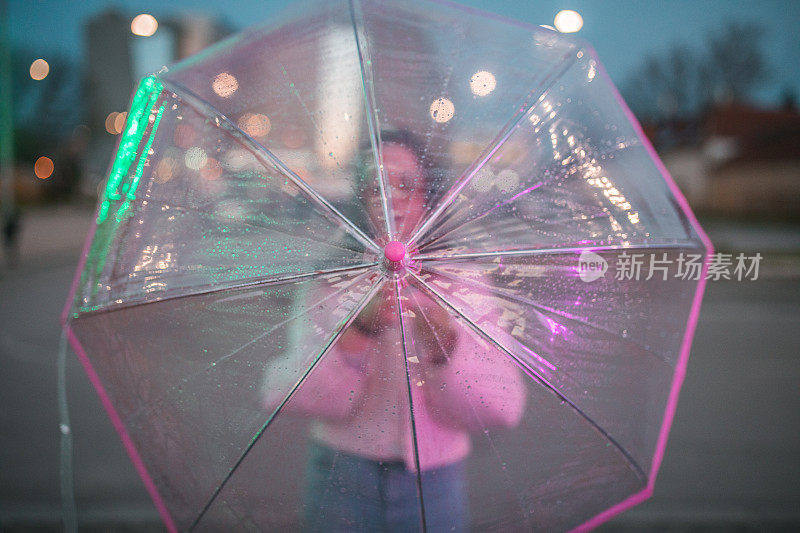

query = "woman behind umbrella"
[263,131,526,532]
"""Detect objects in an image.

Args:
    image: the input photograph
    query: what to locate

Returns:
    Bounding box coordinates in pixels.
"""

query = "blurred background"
[1,0,798,531]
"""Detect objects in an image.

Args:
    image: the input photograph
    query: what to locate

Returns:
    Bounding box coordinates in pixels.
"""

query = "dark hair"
[379,130,428,170]
[357,129,441,198]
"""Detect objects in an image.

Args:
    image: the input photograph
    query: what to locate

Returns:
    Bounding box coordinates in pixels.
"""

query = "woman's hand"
[351,290,395,333]
[413,302,458,366]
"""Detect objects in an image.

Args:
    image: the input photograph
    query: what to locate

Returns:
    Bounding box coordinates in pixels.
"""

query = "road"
[1,207,799,531]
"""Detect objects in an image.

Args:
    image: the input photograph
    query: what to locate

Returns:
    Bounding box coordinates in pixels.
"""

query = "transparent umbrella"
[63,0,712,531]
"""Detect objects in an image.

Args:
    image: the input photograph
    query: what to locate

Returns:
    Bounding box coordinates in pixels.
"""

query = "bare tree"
[704,22,768,104]
[624,45,703,122]
[622,21,768,123]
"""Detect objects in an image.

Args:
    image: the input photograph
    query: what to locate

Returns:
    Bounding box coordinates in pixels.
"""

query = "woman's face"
[364,142,427,242]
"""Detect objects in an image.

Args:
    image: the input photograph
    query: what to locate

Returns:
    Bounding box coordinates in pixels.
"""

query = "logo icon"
[578,251,608,282]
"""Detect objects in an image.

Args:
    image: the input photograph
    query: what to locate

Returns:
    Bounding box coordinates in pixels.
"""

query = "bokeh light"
[131,14,158,37]
[470,71,496,97]
[496,169,520,193]
[114,112,128,135]
[105,112,119,134]
[237,113,271,139]
[29,59,49,81]
[430,97,455,123]
[471,168,495,193]
[200,158,223,180]
[212,72,238,98]
[34,156,54,179]
[154,157,178,183]
[185,146,208,170]
[554,10,583,33]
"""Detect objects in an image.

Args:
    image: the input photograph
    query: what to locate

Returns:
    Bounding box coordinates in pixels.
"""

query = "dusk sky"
[7,0,800,105]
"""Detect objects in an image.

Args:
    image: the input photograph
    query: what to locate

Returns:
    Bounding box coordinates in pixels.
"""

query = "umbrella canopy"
[63,0,712,531]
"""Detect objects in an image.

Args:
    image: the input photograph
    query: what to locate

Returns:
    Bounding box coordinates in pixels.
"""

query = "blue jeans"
[302,442,468,532]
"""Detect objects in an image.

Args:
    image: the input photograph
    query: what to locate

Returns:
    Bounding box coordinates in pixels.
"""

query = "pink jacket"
[264,281,526,472]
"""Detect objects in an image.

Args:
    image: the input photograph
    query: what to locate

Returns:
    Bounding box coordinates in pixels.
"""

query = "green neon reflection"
[77,75,165,312]
[127,103,165,200]
[96,200,110,225]
[104,75,163,201]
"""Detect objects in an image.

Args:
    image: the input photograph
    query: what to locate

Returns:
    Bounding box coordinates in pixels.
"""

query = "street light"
[34,156,54,179]
[29,58,49,81]
[554,10,583,33]
[131,14,158,37]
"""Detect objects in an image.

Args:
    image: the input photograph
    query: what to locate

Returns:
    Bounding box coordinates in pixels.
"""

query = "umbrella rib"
[413,241,700,262]
[73,262,379,318]
[407,47,579,249]
[411,281,535,523]
[123,270,377,426]
[408,270,648,483]
[405,279,533,520]
[159,77,381,254]
[122,194,369,256]
[416,180,544,252]
[406,286,455,364]
[393,25,454,239]
[414,141,642,252]
[349,0,394,240]
[420,209,612,254]
[394,279,429,533]
[404,288,533,524]
[421,265,673,367]
[189,277,385,531]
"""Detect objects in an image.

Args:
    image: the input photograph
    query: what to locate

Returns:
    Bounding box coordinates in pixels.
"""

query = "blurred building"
[661,102,800,218]
[83,9,230,195]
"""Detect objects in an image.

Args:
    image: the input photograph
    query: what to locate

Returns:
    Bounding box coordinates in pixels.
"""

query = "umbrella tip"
[384,240,406,265]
